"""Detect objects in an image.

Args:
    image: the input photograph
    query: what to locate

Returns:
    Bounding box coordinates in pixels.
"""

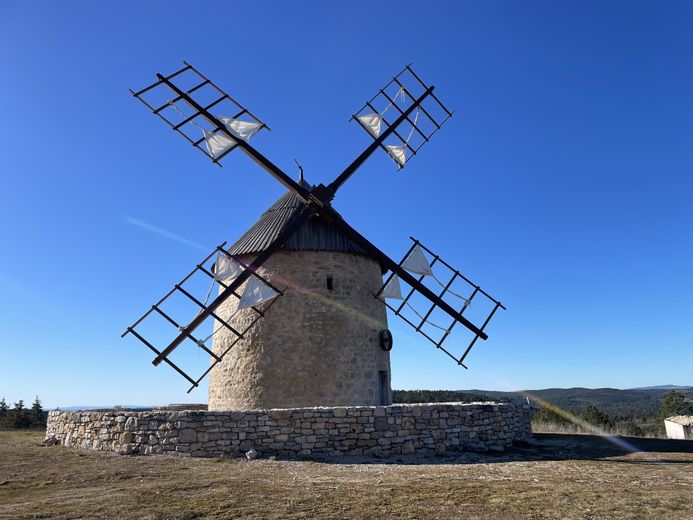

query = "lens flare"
[125,217,208,251]
[265,271,388,331]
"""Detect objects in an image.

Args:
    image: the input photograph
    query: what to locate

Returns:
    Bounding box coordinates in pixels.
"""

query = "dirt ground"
[0,431,691,519]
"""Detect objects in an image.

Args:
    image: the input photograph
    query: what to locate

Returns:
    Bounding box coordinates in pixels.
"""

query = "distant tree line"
[0,396,47,429]
[392,390,500,404]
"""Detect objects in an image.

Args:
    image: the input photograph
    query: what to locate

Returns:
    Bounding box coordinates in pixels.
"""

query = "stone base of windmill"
[45,402,531,459]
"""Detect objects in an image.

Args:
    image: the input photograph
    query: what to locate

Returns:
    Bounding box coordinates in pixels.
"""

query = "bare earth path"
[0,431,691,519]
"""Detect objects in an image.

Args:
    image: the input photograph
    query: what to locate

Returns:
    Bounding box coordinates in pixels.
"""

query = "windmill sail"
[203,129,236,157]
[214,253,243,282]
[349,65,454,171]
[374,239,505,369]
[385,145,406,168]
[122,242,284,392]
[402,244,432,276]
[238,276,279,310]
[381,274,403,299]
[357,114,382,138]
[216,116,262,141]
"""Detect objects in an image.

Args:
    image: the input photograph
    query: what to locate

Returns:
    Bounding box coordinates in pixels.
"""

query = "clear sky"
[0,1,691,408]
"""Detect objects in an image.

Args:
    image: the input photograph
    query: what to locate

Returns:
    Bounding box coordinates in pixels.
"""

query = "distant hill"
[629,385,692,391]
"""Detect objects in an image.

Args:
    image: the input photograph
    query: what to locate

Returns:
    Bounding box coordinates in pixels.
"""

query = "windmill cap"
[226,182,381,266]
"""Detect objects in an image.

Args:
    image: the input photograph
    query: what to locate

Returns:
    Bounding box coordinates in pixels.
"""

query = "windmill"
[122,62,505,410]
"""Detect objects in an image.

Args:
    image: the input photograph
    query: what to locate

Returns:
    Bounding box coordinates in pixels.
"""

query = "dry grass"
[531,421,662,438]
[0,431,691,519]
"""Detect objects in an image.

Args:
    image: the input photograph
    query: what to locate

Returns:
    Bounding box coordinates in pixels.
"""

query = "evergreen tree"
[30,396,46,428]
[581,405,614,428]
[0,397,7,427]
[11,400,30,429]
[657,391,692,421]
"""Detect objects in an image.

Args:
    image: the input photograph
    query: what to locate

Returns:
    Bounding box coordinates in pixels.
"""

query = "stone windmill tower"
[124,62,505,411]
[208,179,391,410]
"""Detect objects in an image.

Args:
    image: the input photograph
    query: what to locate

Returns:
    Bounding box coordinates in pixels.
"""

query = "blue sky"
[0,1,691,408]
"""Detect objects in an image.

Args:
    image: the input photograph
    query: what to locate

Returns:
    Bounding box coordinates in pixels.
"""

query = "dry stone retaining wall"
[47,402,531,458]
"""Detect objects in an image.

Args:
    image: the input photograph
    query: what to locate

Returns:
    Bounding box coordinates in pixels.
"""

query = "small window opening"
[326,275,334,291]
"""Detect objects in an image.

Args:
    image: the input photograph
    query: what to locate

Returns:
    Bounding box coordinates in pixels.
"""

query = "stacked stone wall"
[46,402,531,458]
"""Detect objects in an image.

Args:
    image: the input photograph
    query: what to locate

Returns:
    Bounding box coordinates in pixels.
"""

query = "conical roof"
[227,181,367,257]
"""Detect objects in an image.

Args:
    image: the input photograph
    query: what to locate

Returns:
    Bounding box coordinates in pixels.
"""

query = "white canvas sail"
[381,275,403,299]
[385,145,406,168]
[203,128,236,157]
[402,244,432,276]
[214,253,243,282]
[357,113,382,138]
[216,116,262,141]
[237,276,279,310]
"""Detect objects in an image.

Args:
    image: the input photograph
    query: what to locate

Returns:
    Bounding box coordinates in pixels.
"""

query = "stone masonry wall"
[209,251,391,410]
[46,402,531,458]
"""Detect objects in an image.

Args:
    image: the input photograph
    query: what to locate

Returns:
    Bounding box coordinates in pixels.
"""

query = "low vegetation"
[1,431,691,519]
[531,391,693,438]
